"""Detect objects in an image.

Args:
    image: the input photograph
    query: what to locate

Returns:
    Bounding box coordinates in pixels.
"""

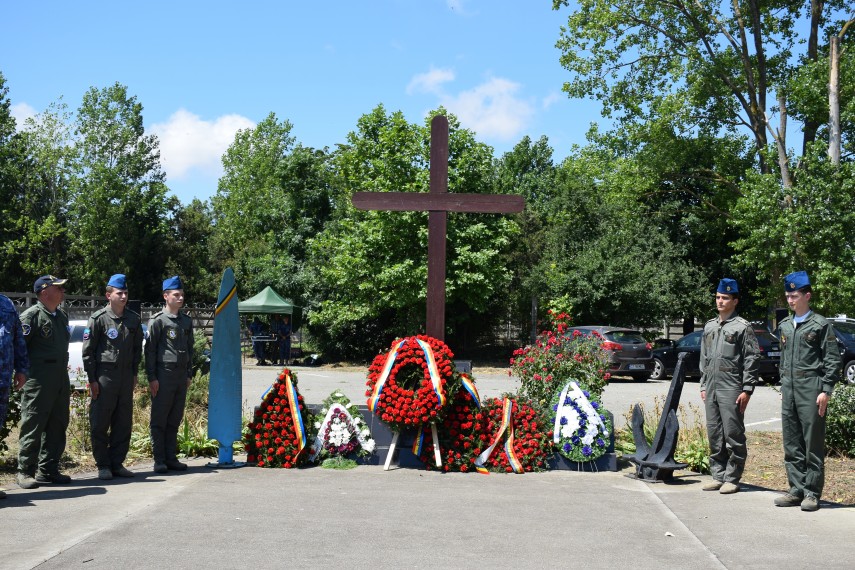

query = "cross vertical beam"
[427,116,448,340]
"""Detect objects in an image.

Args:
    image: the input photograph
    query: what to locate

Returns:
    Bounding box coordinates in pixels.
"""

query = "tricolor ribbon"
[415,338,446,408]
[460,374,480,408]
[368,340,406,412]
[475,397,523,474]
[284,373,307,459]
[214,283,237,317]
[411,427,427,456]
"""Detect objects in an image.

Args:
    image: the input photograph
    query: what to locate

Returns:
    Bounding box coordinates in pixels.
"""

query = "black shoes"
[35,472,71,484]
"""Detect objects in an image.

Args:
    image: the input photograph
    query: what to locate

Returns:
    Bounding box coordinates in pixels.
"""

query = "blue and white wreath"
[551,381,612,462]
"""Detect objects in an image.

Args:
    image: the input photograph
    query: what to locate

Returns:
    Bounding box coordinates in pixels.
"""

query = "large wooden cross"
[351,115,525,341]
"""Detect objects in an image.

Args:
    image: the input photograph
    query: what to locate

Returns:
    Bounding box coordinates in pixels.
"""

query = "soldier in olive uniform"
[699,278,760,494]
[17,275,72,489]
[82,274,143,480]
[774,271,841,512]
[145,276,194,473]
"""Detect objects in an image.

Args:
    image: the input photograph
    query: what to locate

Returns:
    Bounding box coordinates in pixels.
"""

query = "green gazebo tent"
[238,286,301,331]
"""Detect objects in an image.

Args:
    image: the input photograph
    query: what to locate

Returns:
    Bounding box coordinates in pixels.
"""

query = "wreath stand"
[384,425,442,470]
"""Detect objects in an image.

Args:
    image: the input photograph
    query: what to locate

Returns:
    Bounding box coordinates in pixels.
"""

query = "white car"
[67,319,147,390]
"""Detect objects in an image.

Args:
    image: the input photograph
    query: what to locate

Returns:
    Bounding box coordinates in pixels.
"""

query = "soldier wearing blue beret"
[774,271,841,511]
[145,276,194,473]
[699,278,760,495]
[82,274,143,480]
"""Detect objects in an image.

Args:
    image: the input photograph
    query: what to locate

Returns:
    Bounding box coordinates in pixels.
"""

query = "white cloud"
[11,102,37,127]
[440,77,534,140]
[149,109,255,180]
[407,67,455,95]
[542,92,562,110]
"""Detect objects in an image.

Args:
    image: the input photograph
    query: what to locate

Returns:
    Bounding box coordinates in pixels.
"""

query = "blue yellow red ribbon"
[214,284,237,317]
[475,397,523,474]
[415,338,445,408]
[411,427,426,456]
[284,373,307,459]
[460,374,480,408]
[368,340,406,413]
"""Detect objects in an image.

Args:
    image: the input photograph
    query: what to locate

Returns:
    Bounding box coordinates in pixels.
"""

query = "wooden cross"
[351,115,525,341]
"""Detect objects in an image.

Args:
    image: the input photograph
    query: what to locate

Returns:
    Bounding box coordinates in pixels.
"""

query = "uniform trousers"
[705,388,747,483]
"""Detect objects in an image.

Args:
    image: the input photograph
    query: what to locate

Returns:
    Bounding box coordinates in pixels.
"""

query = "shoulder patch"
[21,323,31,336]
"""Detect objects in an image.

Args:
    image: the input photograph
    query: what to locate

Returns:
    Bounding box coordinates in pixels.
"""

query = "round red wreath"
[365,335,459,432]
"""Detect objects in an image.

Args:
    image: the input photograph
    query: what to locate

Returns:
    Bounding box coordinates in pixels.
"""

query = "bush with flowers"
[309,391,376,469]
[244,369,316,468]
[550,381,612,462]
[510,311,610,410]
[365,335,460,433]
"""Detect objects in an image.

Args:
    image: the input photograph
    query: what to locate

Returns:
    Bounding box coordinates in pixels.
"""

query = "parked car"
[651,328,780,383]
[828,317,855,385]
[566,326,653,382]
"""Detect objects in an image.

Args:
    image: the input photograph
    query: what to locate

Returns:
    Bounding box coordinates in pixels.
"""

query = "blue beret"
[784,271,810,291]
[162,275,183,291]
[33,274,68,293]
[107,274,127,289]
[717,278,739,295]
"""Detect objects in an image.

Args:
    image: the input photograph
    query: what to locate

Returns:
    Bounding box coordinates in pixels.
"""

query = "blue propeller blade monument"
[207,267,245,467]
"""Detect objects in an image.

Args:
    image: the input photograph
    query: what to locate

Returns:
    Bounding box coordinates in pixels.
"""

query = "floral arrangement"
[365,335,460,433]
[416,375,483,472]
[510,311,610,408]
[244,369,316,468]
[473,396,553,473]
[551,381,612,462]
[309,391,376,469]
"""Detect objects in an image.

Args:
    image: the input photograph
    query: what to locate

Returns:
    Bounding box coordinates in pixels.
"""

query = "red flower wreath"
[365,335,460,433]
[244,369,316,468]
[474,397,553,473]
[417,379,482,472]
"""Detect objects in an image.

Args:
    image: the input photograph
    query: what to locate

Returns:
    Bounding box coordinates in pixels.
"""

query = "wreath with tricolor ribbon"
[365,335,460,433]
[414,373,482,472]
[473,397,553,474]
[244,369,315,468]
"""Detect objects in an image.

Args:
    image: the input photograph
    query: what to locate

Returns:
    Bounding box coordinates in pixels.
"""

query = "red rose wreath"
[244,369,316,468]
[365,335,460,433]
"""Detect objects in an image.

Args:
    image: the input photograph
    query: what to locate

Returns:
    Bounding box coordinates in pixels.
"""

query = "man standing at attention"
[699,278,760,495]
[1,293,29,498]
[17,275,72,489]
[145,276,194,473]
[82,274,144,480]
[774,271,841,512]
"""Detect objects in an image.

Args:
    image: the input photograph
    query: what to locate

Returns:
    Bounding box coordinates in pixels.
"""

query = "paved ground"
[2,365,848,569]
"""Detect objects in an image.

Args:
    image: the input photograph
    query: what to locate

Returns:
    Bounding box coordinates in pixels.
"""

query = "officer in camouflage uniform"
[17,275,72,489]
[774,271,841,512]
[699,278,760,495]
[82,274,143,480]
[1,294,29,499]
[145,276,194,473]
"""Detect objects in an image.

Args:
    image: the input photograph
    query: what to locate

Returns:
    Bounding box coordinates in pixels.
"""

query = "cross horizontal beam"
[352,192,524,214]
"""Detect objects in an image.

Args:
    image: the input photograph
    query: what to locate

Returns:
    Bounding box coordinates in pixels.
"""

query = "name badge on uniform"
[724,332,737,343]
[167,329,177,339]
[106,327,119,339]
[40,322,52,338]
[806,331,817,342]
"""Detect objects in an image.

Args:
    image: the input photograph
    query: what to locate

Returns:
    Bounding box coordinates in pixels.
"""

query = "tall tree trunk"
[829,34,841,165]
[802,0,825,154]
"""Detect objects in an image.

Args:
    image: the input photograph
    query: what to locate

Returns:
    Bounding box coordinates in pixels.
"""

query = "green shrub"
[0,388,22,455]
[827,384,855,457]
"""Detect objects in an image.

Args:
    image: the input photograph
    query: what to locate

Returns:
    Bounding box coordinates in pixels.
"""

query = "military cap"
[717,278,739,295]
[162,275,183,291]
[107,274,127,289]
[33,274,68,293]
[784,270,810,291]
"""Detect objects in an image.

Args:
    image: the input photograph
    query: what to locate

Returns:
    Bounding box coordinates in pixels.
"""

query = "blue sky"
[2,1,602,204]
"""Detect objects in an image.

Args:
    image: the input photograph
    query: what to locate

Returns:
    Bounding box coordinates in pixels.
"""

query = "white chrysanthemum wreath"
[309,391,376,469]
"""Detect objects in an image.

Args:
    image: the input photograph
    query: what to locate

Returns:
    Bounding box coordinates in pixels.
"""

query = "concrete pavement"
[2,457,853,569]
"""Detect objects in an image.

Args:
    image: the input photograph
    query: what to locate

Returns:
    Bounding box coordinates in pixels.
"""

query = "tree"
[165,198,219,303]
[212,113,333,304]
[69,83,171,299]
[305,106,519,359]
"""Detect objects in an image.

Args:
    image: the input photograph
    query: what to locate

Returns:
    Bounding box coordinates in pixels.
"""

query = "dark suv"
[651,328,780,383]
[828,318,855,385]
[567,326,653,382]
